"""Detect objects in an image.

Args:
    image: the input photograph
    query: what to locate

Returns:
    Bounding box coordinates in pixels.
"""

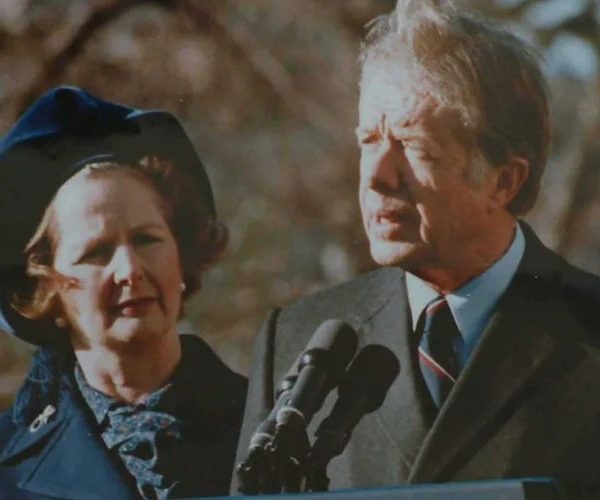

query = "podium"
[232,478,563,499]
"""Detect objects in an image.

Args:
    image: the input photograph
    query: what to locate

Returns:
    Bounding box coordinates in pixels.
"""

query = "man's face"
[357,69,500,281]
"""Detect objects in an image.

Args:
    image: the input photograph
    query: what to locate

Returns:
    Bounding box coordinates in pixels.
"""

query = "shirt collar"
[74,364,115,425]
[406,222,525,346]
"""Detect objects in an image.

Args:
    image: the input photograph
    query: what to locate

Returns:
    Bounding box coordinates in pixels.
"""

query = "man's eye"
[358,135,381,147]
[404,142,434,161]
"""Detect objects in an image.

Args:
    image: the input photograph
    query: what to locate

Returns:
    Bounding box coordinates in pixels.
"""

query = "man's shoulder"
[555,260,600,333]
[558,258,600,295]
[521,223,600,288]
[273,266,404,336]
[284,265,401,309]
[520,224,600,331]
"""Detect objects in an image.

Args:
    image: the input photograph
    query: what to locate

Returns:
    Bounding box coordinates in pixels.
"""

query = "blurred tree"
[0,0,599,409]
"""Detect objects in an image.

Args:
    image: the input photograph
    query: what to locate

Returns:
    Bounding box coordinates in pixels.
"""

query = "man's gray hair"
[360,0,550,215]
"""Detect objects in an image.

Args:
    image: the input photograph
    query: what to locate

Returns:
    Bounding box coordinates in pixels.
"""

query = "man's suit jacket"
[234,225,600,495]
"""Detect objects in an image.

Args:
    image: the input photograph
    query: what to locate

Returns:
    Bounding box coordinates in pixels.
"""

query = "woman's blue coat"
[0,335,247,499]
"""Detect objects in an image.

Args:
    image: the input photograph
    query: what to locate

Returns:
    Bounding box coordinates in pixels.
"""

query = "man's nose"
[111,245,144,286]
[365,137,403,194]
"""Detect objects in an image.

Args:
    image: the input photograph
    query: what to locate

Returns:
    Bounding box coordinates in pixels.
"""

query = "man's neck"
[413,217,517,294]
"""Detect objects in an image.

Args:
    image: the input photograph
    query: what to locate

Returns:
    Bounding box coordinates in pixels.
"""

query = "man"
[235,0,600,494]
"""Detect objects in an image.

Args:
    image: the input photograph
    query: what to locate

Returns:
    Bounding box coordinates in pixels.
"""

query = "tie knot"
[420,296,459,361]
[423,296,449,324]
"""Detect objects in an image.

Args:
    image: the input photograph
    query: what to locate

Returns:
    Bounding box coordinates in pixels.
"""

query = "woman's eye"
[79,243,110,263]
[133,234,161,246]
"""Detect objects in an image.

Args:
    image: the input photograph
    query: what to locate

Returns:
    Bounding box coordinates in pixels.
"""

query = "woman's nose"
[111,245,144,286]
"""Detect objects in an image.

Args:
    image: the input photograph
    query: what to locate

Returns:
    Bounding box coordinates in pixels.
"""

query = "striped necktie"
[417,296,461,408]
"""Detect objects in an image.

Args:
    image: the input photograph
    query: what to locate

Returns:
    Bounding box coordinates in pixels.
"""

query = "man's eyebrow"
[355,126,377,139]
[397,133,443,157]
[391,129,430,141]
[388,120,432,140]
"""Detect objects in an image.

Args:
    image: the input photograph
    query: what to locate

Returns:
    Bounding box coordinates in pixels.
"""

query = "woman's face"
[51,169,183,350]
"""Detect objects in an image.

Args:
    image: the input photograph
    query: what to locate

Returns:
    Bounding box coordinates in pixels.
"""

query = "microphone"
[269,320,358,456]
[307,344,400,487]
[272,319,358,448]
[237,319,358,493]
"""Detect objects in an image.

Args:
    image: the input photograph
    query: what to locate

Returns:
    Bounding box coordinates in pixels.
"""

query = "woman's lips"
[111,297,157,316]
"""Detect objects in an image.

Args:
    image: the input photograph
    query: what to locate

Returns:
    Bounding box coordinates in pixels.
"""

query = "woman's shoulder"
[6,347,71,428]
[0,346,72,459]
[180,334,246,382]
[0,407,17,447]
[178,334,247,411]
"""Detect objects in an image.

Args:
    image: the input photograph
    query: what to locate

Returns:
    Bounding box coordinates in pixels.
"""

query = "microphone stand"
[266,406,311,492]
[237,375,297,494]
[305,344,401,492]
[305,465,330,492]
[236,425,279,494]
[237,405,314,493]
[304,428,345,491]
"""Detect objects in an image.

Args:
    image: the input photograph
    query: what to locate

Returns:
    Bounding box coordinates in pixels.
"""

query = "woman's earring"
[54,316,67,328]
[180,282,187,293]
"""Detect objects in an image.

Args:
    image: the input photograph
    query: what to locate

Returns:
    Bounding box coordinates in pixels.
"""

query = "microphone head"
[339,344,400,413]
[300,319,358,380]
[305,319,358,363]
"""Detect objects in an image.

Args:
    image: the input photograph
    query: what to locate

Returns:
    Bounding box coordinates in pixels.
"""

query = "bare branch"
[556,82,600,255]
[178,0,345,145]
[13,0,154,117]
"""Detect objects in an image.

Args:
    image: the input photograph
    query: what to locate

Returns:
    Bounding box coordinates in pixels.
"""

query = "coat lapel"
[409,226,584,483]
[360,272,432,480]
[16,395,137,500]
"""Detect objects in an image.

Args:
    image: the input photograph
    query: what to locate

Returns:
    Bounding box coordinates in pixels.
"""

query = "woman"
[0,87,247,499]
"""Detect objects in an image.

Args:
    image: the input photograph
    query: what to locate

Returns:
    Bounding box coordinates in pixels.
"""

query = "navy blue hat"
[0,86,216,344]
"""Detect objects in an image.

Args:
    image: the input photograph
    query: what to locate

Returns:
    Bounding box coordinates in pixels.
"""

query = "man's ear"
[490,156,529,210]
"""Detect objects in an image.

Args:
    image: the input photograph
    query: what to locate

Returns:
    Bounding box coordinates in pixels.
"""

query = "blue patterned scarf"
[75,365,185,499]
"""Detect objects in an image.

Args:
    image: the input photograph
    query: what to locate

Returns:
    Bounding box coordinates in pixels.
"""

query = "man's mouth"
[374,204,416,224]
[375,208,412,223]
[370,207,415,239]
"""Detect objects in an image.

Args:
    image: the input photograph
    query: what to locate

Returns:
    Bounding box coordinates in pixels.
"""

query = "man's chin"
[369,239,421,268]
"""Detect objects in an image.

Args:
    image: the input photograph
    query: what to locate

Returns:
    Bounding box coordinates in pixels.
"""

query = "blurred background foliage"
[0,0,599,410]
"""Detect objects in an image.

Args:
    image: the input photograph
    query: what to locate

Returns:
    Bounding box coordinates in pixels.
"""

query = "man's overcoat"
[234,225,600,496]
